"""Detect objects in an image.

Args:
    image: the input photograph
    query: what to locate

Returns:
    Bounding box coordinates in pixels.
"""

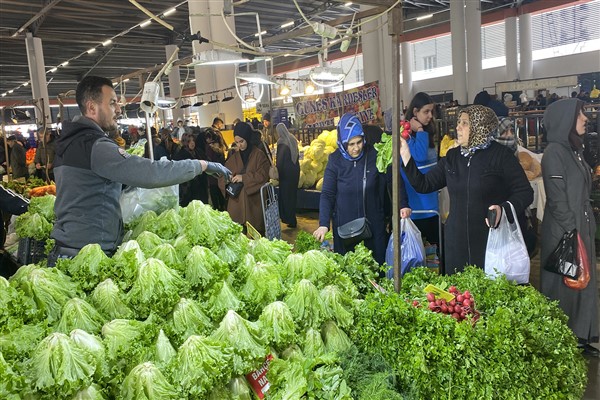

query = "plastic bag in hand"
[386,218,426,278]
[120,185,179,224]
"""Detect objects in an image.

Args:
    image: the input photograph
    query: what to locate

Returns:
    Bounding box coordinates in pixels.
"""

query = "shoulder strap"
[362,152,367,217]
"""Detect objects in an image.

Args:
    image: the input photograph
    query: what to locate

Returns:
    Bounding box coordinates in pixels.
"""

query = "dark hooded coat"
[540,98,598,343]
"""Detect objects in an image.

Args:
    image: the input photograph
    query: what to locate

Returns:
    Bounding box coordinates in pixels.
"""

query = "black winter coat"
[404,142,533,273]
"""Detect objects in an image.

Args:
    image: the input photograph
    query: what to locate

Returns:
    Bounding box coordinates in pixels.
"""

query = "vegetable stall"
[1,199,588,399]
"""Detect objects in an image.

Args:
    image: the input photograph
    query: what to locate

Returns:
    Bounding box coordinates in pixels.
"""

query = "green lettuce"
[0,276,41,334]
[249,237,292,264]
[126,258,185,318]
[374,133,392,173]
[210,310,267,375]
[322,320,353,355]
[184,246,227,290]
[0,322,49,362]
[301,250,335,283]
[294,230,322,253]
[101,318,157,363]
[135,231,165,255]
[90,279,134,320]
[14,212,52,240]
[165,298,212,347]
[59,244,113,291]
[182,200,242,248]
[215,234,247,266]
[0,350,26,397]
[27,332,96,398]
[303,327,327,359]
[228,376,253,400]
[153,329,176,368]
[320,285,354,328]
[240,262,283,318]
[168,335,233,397]
[148,243,183,272]
[120,362,178,400]
[266,357,307,400]
[285,279,328,329]
[258,301,297,350]
[153,209,183,240]
[111,240,145,288]
[129,211,158,239]
[281,253,304,285]
[207,280,243,320]
[28,194,56,222]
[171,234,192,260]
[56,298,106,335]
[70,329,109,382]
[72,384,107,400]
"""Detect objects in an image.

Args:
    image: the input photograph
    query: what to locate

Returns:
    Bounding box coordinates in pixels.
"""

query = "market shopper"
[400,105,533,274]
[275,123,300,228]
[48,76,231,265]
[173,133,209,206]
[5,135,28,180]
[34,128,55,181]
[313,113,411,265]
[154,128,180,161]
[219,122,270,235]
[540,98,599,357]
[401,92,440,247]
[204,127,227,211]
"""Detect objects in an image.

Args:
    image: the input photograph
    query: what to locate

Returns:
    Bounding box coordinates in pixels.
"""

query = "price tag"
[245,354,273,399]
[423,284,454,302]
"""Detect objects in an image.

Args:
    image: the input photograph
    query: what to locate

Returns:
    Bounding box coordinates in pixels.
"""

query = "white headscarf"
[276,123,299,164]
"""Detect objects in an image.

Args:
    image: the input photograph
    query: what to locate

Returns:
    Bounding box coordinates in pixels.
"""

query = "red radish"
[454,305,462,314]
[463,299,471,307]
[429,302,437,311]
[452,313,460,319]
[412,300,420,307]
[449,286,457,293]
[463,291,471,299]
[427,293,436,302]
[449,300,456,307]
[441,305,448,313]
[456,295,464,303]
[436,299,442,306]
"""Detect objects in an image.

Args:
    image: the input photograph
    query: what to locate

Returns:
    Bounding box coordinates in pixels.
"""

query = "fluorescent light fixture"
[163,7,176,16]
[102,39,112,46]
[123,78,130,82]
[281,21,294,28]
[279,85,290,96]
[23,82,29,86]
[222,92,235,102]
[189,49,253,66]
[193,99,204,107]
[60,61,69,67]
[309,66,345,87]
[87,48,96,54]
[49,67,58,73]
[1,93,6,97]
[208,95,220,104]
[416,14,433,21]
[237,72,276,85]
[254,30,267,37]
[8,90,14,94]
[344,2,353,7]
[140,19,152,28]
[190,78,196,82]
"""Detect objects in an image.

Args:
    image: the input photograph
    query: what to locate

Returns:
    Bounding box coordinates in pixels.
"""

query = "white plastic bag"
[120,185,179,224]
[386,218,426,278]
[484,202,530,284]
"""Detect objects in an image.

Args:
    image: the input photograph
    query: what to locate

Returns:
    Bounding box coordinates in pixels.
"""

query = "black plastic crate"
[17,238,47,265]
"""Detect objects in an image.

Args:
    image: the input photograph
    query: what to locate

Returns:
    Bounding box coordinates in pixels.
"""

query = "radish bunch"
[419,286,480,323]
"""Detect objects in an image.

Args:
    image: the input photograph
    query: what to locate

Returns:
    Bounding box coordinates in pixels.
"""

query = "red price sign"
[245,354,273,399]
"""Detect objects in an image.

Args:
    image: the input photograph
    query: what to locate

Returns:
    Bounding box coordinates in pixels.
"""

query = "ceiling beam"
[11,0,64,38]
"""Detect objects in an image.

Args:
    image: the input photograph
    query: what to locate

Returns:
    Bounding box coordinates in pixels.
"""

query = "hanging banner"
[293,81,382,128]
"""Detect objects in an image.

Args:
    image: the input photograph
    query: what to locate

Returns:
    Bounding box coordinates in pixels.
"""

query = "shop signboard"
[293,81,382,128]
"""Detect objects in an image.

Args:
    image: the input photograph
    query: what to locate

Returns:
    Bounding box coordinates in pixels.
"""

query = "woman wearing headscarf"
[400,105,533,274]
[313,113,410,265]
[540,99,598,356]
[276,123,300,228]
[220,122,270,234]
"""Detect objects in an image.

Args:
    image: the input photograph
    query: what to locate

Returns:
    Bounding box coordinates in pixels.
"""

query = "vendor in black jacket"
[401,105,533,274]
[49,76,231,265]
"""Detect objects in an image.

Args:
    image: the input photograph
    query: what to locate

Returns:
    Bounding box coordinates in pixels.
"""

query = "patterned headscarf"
[459,105,498,158]
[492,117,518,154]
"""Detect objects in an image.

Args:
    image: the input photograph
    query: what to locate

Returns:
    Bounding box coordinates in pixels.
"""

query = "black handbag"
[337,154,372,247]
[225,165,246,198]
[543,229,579,279]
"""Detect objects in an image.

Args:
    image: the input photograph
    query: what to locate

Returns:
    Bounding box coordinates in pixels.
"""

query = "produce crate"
[17,237,46,265]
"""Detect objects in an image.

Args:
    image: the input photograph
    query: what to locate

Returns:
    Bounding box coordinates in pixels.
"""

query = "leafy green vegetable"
[126,258,185,318]
[258,301,297,350]
[0,276,41,334]
[28,194,56,222]
[341,243,381,297]
[266,356,307,400]
[14,212,52,240]
[72,384,107,400]
[301,250,334,283]
[90,279,134,320]
[320,285,354,328]
[148,243,182,272]
[182,201,242,248]
[165,298,212,347]
[70,329,109,381]
[303,328,327,359]
[215,234,247,266]
[168,335,233,397]
[121,362,178,400]
[228,376,253,400]
[285,279,328,329]
[322,320,353,355]
[339,347,401,400]
[374,133,392,173]
[207,280,243,320]
[293,230,322,253]
[101,318,157,363]
[240,262,283,318]
[0,322,49,362]
[280,253,304,285]
[153,329,176,368]
[249,237,292,264]
[0,350,26,397]
[152,209,183,240]
[129,211,158,239]
[111,240,145,289]
[170,233,192,261]
[59,244,113,291]
[56,298,106,334]
[184,245,227,290]
[210,310,267,375]
[134,231,165,255]
[27,332,96,398]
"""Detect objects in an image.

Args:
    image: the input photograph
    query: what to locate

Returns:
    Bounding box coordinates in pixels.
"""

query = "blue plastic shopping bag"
[386,218,426,278]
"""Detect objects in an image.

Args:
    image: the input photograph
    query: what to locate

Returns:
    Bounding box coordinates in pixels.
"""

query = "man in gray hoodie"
[48,76,230,265]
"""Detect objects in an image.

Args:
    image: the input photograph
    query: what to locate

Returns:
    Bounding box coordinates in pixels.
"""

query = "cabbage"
[56,298,106,334]
[322,320,353,355]
[148,243,183,272]
[240,262,283,318]
[153,209,183,240]
[168,335,233,397]
[121,362,178,400]
[135,231,165,255]
[59,244,113,291]
[184,246,227,290]
[27,332,96,398]
[70,329,109,381]
[10,266,78,322]
[153,329,176,368]
[126,258,185,318]
[249,237,293,264]
[72,384,106,400]
[320,285,354,328]
[14,212,52,240]
[303,327,327,359]
[207,280,243,320]
[166,298,212,346]
[258,301,297,350]
[28,194,56,222]
[210,310,268,375]
[285,279,328,329]
[90,279,134,320]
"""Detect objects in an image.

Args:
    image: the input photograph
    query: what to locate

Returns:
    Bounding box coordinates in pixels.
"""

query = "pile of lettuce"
[14,195,55,241]
[1,199,586,399]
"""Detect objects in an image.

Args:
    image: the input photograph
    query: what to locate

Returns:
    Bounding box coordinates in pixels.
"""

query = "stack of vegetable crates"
[17,237,46,265]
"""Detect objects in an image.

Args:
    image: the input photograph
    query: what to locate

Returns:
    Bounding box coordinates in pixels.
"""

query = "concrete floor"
[279,210,600,398]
